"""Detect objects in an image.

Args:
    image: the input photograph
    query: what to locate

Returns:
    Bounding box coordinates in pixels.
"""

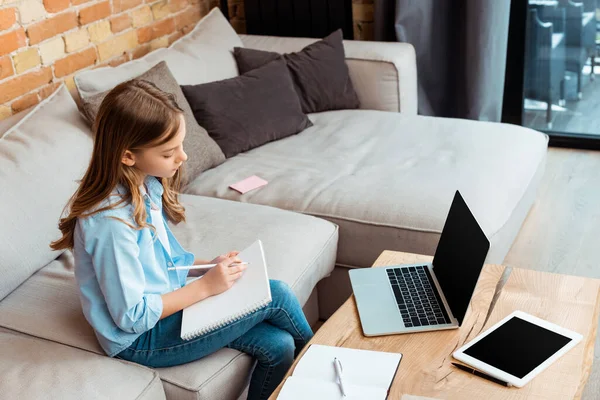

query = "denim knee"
[257,329,295,367]
[269,280,295,302]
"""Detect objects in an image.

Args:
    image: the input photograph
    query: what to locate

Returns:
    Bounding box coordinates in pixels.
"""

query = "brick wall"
[225,0,374,41]
[352,0,374,40]
[0,0,374,122]
[0,0,222,121]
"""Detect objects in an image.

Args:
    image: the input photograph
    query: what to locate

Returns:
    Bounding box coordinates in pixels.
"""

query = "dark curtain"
[374,0,512,121]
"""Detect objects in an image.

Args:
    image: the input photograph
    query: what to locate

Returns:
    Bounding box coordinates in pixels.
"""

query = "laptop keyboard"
[386,265,451,328]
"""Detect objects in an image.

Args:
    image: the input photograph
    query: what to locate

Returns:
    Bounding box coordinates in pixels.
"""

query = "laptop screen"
[432,191,490,325]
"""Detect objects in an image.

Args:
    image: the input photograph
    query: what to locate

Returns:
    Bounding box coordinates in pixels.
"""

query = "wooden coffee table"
[270,251,600,399]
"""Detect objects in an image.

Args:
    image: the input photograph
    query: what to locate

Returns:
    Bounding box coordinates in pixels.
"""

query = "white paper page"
[180,240,271,339]
[292,344,401,390]
[277,376,387,400]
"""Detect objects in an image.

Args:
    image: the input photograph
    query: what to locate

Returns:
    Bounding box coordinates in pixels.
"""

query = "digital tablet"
[453,310,582,387]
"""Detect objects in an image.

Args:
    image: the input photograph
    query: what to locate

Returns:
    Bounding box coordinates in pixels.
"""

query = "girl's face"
[122,114,188,180]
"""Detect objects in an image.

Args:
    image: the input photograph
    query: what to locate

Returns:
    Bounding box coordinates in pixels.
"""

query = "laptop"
[349,190,490,336]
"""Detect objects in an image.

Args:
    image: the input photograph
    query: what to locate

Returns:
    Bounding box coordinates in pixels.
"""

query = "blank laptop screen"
[432,191,490,324]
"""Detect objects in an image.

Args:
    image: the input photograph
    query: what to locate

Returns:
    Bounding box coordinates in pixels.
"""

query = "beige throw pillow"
[0,85,93,301]
[74,8,242,97]
[80,61,225,184]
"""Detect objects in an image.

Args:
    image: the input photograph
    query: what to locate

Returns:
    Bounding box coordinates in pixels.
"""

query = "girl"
[50,80,313,400]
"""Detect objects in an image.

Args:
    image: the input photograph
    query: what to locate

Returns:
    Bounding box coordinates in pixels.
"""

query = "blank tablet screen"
[463,316,573,378]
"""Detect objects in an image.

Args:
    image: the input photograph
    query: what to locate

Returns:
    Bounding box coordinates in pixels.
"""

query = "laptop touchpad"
[352,270,404,335]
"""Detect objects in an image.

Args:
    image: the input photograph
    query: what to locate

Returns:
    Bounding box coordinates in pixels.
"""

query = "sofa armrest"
[239,35,418,114]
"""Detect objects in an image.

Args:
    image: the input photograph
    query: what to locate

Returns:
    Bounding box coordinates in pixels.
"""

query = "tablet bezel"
[453,310,583,387]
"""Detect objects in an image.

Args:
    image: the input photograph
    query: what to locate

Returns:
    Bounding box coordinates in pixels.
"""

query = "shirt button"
[167,262,173,267]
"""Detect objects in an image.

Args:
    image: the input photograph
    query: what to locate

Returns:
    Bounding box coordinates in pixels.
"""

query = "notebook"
[277,344,402,400]
[180,239,271,340]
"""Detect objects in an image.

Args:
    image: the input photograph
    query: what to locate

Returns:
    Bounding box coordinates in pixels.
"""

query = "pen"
[167,262,249,271]
[451,363,511,387]
[333,357,347,397]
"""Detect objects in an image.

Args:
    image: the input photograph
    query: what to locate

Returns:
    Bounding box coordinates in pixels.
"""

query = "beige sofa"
[187,35,548,318]
[0,8,548,400]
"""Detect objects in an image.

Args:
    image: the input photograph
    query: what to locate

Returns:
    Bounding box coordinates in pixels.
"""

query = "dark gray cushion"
[181,58,313,158]
[80,61,225,185]
[233,30,360,114]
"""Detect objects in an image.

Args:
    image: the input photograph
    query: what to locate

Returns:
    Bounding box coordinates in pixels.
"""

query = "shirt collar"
[145,176,164,197]
[116,176,164,200]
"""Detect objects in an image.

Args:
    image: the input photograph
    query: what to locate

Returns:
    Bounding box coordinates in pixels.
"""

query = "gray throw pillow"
[181,58,313,158]
[233,30,360,114]
[80,61,226,185]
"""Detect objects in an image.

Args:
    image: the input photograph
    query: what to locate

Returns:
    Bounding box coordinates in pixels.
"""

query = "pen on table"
[451,363,511,387]
[333,357,348,397]
[167,262,249,271]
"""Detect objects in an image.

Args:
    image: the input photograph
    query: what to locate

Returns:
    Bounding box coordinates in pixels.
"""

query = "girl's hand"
[210,251,240,265]
[201,255,246,296]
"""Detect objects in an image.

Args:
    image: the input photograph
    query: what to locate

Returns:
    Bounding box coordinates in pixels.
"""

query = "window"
[504,0,600,148]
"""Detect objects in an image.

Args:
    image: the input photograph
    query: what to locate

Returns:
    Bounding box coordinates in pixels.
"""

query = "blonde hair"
[51,80,187,251]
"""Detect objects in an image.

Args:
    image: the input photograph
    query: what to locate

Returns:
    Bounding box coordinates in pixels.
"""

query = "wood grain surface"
[269,250,600,399]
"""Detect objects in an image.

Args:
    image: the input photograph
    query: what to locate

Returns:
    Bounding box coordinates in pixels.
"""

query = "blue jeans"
[116,280,314,400]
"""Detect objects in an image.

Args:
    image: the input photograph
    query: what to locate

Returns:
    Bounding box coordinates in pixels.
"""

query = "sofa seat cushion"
[0,195,338,400]
[184,110,548,268]
[0,328,165,400]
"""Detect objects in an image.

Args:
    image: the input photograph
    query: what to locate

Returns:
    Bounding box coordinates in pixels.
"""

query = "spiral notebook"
[277,344,402,400]
[180,239,272,340]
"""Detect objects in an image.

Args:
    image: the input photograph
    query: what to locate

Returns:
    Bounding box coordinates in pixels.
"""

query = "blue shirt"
[73,176,195,357]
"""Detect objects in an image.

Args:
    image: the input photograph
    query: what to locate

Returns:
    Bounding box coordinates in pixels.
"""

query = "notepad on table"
[180,239,271,340]
[277,344,402,400]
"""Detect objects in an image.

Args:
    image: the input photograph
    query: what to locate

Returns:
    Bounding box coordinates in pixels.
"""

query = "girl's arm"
[160,256,247,319]
[160,278,212,319]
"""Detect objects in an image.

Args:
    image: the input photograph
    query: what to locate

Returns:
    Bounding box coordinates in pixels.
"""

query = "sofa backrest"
[0,8,242,302]
[0,110,32,138]
[239,34,418,114]
[0,86,93,301]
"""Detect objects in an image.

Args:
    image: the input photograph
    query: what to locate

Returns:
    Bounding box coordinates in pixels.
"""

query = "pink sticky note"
[229,175,268,194]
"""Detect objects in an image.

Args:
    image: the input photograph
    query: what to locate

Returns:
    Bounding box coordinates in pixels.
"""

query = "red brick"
[137,17,175,43]
[230,18,245,34]
[27,12,78,45]
[108,53,130,67]
[0,56,14,80]
[113,0,143,13]
[0,8,17,30]
[43,0,70,13]
[95,52,129,69]
[175,7,203,31]
[38,81,61,100]
[79,1,111,26]
[0,67,53,104]
[0,28,26,57]
[11,92,40,112]
[130,43,151,59]
[169,0,189,13]
[54,47,97,78]
[110,14,131,33]
[168,30,183,45]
